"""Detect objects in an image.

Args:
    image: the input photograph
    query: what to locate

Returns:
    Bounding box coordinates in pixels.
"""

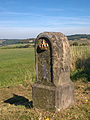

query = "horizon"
[0,33,90,40]
[0,0,90,39]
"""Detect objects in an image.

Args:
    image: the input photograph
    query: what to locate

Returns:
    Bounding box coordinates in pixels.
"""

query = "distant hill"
[0,34,90,46]
[0,38,35,46]
[67,34,90,40]
[67,34,90,46]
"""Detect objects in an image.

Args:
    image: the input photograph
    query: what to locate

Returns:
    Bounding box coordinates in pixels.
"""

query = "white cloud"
[0,10,90,38]
[0,26,90,39]
[0,15,90,28]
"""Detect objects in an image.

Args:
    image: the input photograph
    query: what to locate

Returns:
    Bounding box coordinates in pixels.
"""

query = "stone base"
[32,82,74,112]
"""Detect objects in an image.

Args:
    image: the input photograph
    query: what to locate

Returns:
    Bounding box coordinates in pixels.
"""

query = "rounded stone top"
[36,32,69,49]
[37,32,66,40]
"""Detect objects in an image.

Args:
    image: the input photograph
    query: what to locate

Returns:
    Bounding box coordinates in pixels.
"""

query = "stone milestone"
[32,32,74,112]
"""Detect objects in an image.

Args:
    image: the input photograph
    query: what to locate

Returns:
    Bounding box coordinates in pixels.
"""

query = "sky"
[0,0,90,39]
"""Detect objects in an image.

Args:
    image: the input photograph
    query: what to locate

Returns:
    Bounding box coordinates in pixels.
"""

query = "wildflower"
[85,99,88,102]
[45,118,50,120]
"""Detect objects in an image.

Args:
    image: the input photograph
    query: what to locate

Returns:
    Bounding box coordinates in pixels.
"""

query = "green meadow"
[0,47,35,87]
[0,45,90,87]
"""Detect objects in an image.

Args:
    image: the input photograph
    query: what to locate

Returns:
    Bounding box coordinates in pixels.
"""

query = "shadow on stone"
[4,94,33,108]
[37,46,45,53]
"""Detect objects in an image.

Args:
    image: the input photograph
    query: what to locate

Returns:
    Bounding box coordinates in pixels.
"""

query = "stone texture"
[32,84,56,112]
[32,32,74,111]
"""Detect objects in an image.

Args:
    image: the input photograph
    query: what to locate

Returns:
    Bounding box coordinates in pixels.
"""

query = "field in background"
[0,45,90,87]
[0,47,35,87]
[0,45,90,120]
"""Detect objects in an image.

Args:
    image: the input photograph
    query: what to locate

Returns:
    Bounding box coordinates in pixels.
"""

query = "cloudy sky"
[0,0,90,38]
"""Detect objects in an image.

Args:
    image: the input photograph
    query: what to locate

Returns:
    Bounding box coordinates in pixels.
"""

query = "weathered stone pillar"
[32,32,74,111]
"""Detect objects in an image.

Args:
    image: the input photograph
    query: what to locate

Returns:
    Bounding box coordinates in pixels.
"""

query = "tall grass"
[70,46,90,81]
[70,46,90,70]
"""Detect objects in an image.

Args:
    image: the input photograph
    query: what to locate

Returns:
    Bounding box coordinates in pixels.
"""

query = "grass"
[70,46,90,70]
[0,47,35,87]
[70,46,90,82]
[0,45,90,120]
[0,45,90,87]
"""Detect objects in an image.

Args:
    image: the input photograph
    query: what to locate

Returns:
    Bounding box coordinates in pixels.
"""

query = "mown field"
[0,47,35,87]
[0,45,90,120]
